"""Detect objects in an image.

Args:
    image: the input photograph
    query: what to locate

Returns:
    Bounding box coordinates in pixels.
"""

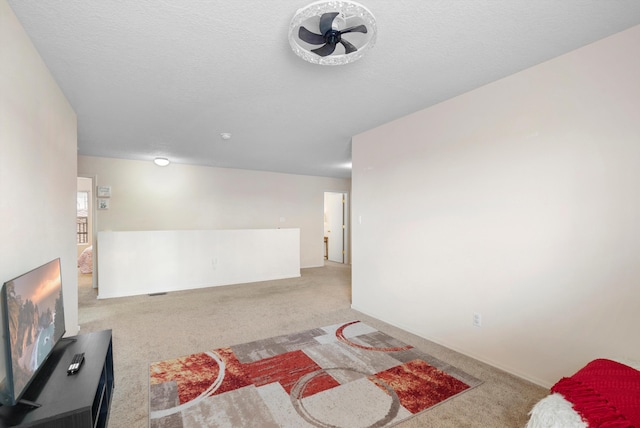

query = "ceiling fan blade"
[319,12,339,35]
[340,39,358,54]
[340,24,368,35]
[299,26,325,45]
[311,42,337,57]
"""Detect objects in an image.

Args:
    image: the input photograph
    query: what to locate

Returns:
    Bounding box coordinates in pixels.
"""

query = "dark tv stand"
[14,400,40,410]
[0,330,114,428]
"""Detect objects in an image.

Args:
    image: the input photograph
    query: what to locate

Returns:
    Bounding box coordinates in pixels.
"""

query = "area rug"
[149,320,482,427]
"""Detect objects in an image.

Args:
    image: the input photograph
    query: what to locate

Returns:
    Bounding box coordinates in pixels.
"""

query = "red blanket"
[551,359,640,427]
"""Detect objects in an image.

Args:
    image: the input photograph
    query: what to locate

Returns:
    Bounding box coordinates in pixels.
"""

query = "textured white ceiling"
[8,1,640,178]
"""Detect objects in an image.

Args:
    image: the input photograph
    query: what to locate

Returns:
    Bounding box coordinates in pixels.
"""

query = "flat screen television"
[0,258,66,406]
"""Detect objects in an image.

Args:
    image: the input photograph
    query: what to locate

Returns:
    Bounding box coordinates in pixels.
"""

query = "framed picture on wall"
[97,186,111,198]
[97,198,110,210]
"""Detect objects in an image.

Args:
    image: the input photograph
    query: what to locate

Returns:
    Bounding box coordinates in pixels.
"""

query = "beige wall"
[352,25,640,387]
[0,0,79,377]
[78,156,350,268]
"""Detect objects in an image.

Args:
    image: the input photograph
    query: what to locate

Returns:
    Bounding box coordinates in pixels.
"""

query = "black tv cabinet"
[0,330,114,428]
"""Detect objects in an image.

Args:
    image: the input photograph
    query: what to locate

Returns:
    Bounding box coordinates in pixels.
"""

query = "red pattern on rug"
[374,359,470,414]
[149,348,252,404]
[551,359,640,428]
[243,349,340,397]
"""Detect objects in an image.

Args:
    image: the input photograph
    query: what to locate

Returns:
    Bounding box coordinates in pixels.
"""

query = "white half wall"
[97,229,300,299]
[352,25,640,387]
[78,156,350,268]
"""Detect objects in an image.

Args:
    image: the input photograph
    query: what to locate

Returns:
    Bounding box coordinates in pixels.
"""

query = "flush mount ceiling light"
[153,157,170,167]
[289,1,377,66]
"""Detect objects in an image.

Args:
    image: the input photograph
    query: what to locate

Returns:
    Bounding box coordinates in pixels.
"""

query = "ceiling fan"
[289,1,377,66]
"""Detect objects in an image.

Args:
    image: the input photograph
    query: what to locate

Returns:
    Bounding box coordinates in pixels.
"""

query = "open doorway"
[77,176,97,289]
[324,192,350,264]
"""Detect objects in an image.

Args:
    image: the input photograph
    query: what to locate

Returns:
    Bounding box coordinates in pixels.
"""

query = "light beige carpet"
[77,262,546,427]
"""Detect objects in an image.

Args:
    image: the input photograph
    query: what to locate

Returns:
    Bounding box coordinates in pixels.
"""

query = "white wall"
[352,25,640,387]
[0,0,79,381]
[78,156,350,268]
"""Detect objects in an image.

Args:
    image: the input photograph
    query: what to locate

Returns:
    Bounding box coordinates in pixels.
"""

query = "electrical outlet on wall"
[473,313,482,327]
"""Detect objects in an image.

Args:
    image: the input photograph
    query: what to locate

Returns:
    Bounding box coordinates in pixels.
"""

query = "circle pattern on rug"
[149,351,226,419]
[290,367,401,428]
[336,321,413,352]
